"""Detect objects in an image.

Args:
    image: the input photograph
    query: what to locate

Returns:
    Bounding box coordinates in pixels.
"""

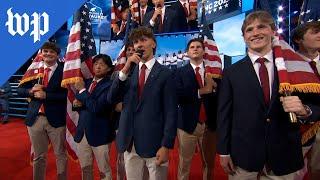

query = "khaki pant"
[77,135,112,180]
[229,166,300,180]
[177,123,217,180]
[295,131,320,180]
[27,115,67,180]
[310,132,320,176]
[124,145,168,180]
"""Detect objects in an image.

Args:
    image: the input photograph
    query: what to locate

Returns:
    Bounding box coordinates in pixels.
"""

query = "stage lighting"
[277,28,283,34]
[277,17,284,22]
[278,5,284,11]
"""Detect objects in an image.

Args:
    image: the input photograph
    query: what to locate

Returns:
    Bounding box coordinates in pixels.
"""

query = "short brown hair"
[241,10,276,35]
[186,38,204,51]
[128,26,157,53]
[291,21,320,48]
[41,42,61,54]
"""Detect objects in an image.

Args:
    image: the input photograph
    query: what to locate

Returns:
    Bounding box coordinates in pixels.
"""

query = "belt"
[38,112,46,116]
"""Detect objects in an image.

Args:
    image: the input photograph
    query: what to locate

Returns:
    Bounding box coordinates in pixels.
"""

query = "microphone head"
[136,49,144,58]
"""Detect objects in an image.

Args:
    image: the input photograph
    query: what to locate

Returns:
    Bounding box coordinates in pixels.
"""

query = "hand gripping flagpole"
[284,91,298,123]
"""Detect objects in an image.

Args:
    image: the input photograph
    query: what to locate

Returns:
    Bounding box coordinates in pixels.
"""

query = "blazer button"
[266,118,271,122]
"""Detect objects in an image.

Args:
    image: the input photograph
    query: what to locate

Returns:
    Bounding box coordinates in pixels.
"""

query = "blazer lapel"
[91,78,111,96]
[186,63,199,88]
[47,63,61,88]
[131,65,139,106]
[244,57,266,108]
[267,60,279,112]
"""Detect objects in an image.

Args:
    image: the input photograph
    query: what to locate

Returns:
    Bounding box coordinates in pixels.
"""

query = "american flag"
[111,0,139,28]
[130,0,139,22]
[299,0,320,24]
[295,0,320,145]
[114,8,133,71]
[19,50,44,86]
[198,3,222,79]
[111,0,123,26]
[61,2,96,160]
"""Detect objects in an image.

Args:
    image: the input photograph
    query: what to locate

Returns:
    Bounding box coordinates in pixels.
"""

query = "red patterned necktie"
[43,67,51,87]
[39,67,51,113]
[183,3,189,16]
[138,64,147,98]
[195,67,207,123]
[256,58,270,106]
[89,80,97,93]
[141,9,145,24]
[310,61,320,79]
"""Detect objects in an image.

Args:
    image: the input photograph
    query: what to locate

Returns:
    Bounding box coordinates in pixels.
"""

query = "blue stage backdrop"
[68,0,111,40]
[198,0,254,24]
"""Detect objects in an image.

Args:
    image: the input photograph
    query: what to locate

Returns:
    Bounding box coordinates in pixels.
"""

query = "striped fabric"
[19,50,44,86]
[199,3,222,79]
[114,7,133,72]
[111,0,122,26]
[273,35,320,94]
[130,0,139,22]
[61,2,96,160]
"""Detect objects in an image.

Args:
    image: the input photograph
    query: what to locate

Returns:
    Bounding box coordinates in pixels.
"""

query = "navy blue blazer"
[142,7,177,34]
[217,56,320,175]
[169,1,198,32]
[108,61,178,158]
[73,77,115,147]
[17,62,67,128]
[139,6,153,25]
[175,63,218,133]
[112,20,138,40]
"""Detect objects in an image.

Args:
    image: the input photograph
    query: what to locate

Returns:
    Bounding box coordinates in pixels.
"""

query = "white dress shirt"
[149,6,166,27]
[190,61,205,99]
[297,52,320,73]
[79,77,103,94]
[248,50,274,98]
[44,63,58,82]
[119,58,156,82]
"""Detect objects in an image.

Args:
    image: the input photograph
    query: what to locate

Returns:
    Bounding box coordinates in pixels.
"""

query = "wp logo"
[5,8,49,43]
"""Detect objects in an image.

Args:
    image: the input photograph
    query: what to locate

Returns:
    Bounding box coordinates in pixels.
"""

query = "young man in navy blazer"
[73,54,115,180]
[108,26,177,179]
[17,42,68,180]
[291,21,320,180]
[138,0,153,25]
[217,11,320,179]
[175,38,218,180]
[142,0,177,34]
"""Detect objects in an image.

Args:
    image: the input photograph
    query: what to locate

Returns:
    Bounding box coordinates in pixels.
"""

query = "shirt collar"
[190,61,204,71]
[297,51,320,63]
[140,6,147,11]
[44,62,58,71]
[93,77,103,83]
[248,50,273,64]
[179,0,188,4]
[139,57,156,70]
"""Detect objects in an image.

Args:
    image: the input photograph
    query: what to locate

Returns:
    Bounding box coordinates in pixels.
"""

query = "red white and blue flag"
[61,2,96,160]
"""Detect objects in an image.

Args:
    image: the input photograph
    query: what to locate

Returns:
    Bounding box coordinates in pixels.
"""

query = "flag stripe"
[62,3,96,160]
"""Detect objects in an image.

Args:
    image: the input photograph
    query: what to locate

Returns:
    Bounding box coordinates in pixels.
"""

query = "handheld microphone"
[136,49,144,58]
[156,4,162,18]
